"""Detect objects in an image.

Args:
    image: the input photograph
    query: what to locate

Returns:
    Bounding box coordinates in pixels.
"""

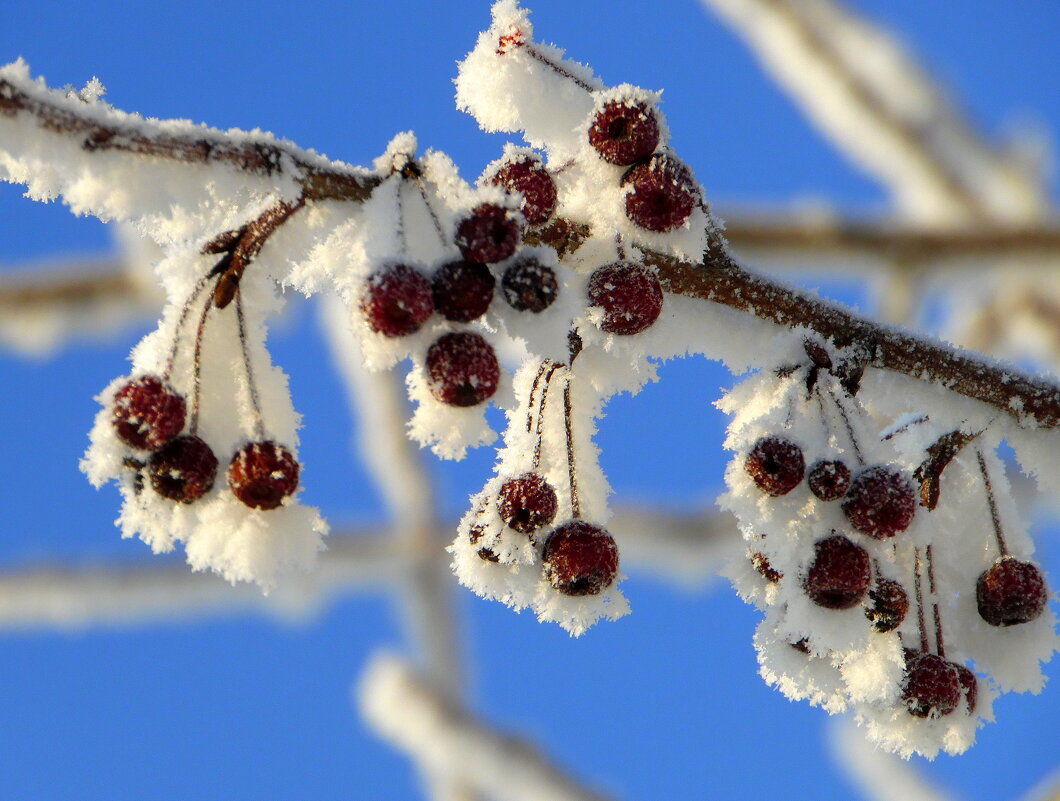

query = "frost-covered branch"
[358,654,613,801]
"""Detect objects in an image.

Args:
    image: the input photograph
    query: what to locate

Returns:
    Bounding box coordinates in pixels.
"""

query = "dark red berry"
[112,376,186,451]
[227,441,300,510]
[621,153,698,232]
[902,652,961,718]
[751,551,782,584]
[842,465,916,539]
[803,534,872,610]
[455,204,522,264]
[865,578,909,633]
[586,261,663,335]
[426,332,500,407]
[469,525,499,563]
[587,100,660,166]
[148,434,218,503]
[954,663,978,713]
[489,158,558,225]
[976,557,1048,626]
[807,459,851,501]
[498,473,558,535]
[543,521,619,596]
[745,436,805,497]
[431,260,495,322]
[501,259,559,313]
[361,264,434,337]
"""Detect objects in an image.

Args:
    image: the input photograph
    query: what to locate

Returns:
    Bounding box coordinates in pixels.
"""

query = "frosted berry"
[751,551,782,584]
[621,153,698,232]
[842,465,916,539]
[587,100,660,166]
[543,521,619,596]
[432,260,495,322]
[807,459,851,501]
[112,376,186,451]
[455,204,521,264]
[148,434,218,503]
[489,158,558,225]
[227,441,300,510]
[803,534,871,610]
[498,473,558,534]
[975,557,1048,627]
[502,259,559,313]
[587,261,663,335]
[902,652,961,718]
[865,578,909,633]
[469,525,499,563]
[954,663,978,713]
[745,436,805,497]
[361,264,434,337]
[426,332,500,407]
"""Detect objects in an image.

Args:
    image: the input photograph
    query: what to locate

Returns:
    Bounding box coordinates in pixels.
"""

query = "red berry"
[954,663,978,713]
[745,436,805,497]
[426,332,500,407]
[902,652,961,718]
[112,376,186,451]
[361,264,434,337]
[621,153,698,232]
[501,259,559,313]
[807,459,851,501]
[227,441,300,510]
[498,473,558,534]
[148,434,218,503]
[842,465,916,539]
[489,158,558,225]
[586,261,663,335]
[432,260,495,322]
[976,557,1048,627]
[803,534,872,610]
[587,100,660,166]
[865,578,909,633]
[543,521,619,596]
[455,204,522,264]
[751,551,782,584]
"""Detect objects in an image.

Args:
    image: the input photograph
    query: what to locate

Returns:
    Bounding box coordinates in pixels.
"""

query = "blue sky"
[1,1,1057,799]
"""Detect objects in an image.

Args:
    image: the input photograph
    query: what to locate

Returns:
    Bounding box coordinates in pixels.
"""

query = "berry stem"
[526,359,552,434]
[234,288,267,440]
[882,413,930,440]
[976,448,1010,557]
[532,361,561,472]
[522,44,596,93]
[824,383,865,465]
[913,547,929,654]
[411,173,450,254]
[163,271,214,381]
[926,544,946,658]
[563,371,581,519]
[188,290,215,435]
[392,176,408,258]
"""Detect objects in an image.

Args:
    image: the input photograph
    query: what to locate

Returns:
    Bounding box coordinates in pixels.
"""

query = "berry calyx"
[807,459,851,501]
[975,557,1048,627]
[501,258,559,313]
[865,578,909,633]
[455,204,522,264]
[587,100,660,166]
[147,434,218,503]
[902,652,961,719]
[750,551,782,584]
[361,264,434,337]
[498,473,558,535]
[842,465,916,539]
[543,521,619,596]
[745,436,805,497]
[621,153,698,232]
[803,534,871,610]
[586,261,663,335]
[112,376,186,451]
[489,157,558,225]
[431,260,495,322]
[227,441,300,511]
[426,332,500,407]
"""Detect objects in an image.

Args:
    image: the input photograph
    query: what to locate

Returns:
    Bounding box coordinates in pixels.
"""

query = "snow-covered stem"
[358,654,613,801]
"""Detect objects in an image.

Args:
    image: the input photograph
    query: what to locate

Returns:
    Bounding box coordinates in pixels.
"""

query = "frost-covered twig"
[358,654,613,801]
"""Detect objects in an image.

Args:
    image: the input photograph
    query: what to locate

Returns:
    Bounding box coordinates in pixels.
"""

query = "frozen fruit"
[745,436,805,497]
[975,557,1048,626]
[587,100,660,166]
[227,440,300,510]
[803,534,871,610]
[426,332,500,407]
[498,473,558,534]
[502,258,559,313]
[842,465,916,539]
[865,578,909,633]
[455,204,521,264]
[432,260,495,322]
[361,264,434,337]
[543,521,619,596]
[586,261,663,335]
[112,376,186,451]
[148,434,218,503]
[902,652,961,718]
[489,157,558,225]
[807,459,851,501]
[621,153,698,232]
